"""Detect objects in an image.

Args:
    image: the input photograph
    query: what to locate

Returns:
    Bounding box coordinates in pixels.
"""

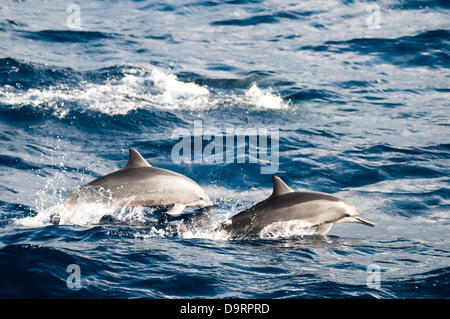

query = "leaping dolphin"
[218,176,374,237]
[50,148,213,224]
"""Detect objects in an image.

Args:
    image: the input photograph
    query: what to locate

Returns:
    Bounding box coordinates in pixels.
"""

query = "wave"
[300,29,450,69]
[20,29,112,43]
[210,10,319,27]
[0,59,288,117]
[392,0,450,10]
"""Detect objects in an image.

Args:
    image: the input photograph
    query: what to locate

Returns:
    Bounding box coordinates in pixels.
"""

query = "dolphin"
[218,176,374,237]
[50,148,213,224]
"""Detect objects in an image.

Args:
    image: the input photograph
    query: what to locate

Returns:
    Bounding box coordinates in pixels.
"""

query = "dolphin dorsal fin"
[271,176,293,197]
[125,148,152,168]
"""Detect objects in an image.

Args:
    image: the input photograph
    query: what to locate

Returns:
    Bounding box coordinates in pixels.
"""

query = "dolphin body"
[218,176,374,237]
[50,149,213,224]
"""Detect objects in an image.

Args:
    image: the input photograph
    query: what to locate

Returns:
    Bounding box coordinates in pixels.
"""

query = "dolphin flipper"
[314,223,333,235]
[166,203,187,216]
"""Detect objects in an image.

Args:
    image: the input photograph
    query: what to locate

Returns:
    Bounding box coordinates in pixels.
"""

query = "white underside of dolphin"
[50,149,213,224]
[218,176,375,237]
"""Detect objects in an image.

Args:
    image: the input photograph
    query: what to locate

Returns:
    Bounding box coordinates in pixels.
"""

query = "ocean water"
[0,0,449,299]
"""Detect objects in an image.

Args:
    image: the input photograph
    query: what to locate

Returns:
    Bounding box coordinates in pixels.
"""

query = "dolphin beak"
[355,216,375,227]
[199,197,214,207]
[205,198,214,207]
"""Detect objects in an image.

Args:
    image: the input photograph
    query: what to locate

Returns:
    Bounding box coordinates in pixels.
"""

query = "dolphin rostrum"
[218,176,374,237]
[50,148,213,224]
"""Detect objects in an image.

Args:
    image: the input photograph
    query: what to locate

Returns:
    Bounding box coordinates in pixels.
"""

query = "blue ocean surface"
[0,0,449,299]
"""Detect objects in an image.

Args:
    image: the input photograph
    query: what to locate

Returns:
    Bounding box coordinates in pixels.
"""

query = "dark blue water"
[0,0,449,299]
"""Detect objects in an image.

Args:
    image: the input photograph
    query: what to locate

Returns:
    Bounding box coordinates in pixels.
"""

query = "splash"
[13,203,319,240]
[13,203,150,228]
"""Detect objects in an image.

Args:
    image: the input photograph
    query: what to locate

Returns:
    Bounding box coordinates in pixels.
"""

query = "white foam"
[259,220,316,238]
[179,228,231,241]
[0,67,289,116]
[150,68,209,103]
[245,83,287,110]
[0,67,210,115]
[13,208,54,228]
